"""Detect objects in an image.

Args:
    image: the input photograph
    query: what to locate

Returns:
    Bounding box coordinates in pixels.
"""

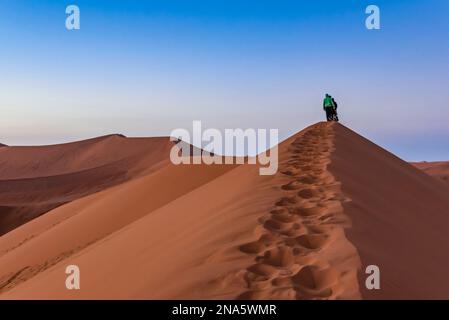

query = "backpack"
[324,96,334,108]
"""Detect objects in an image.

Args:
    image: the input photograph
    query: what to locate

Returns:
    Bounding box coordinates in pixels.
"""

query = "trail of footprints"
[238,124,347,300]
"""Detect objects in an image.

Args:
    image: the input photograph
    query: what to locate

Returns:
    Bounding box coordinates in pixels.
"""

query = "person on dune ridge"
[323,93,339,122]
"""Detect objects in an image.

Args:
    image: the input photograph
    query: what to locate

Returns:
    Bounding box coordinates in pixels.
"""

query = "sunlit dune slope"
[2,123,449,300]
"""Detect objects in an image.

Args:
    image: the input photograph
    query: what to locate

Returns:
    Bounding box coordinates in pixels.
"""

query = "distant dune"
[1,123,449,299]
[413,161,449,184]
[0,134,175,235]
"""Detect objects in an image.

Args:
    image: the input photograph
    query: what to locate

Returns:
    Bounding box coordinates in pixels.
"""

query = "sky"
[0,0,448,161]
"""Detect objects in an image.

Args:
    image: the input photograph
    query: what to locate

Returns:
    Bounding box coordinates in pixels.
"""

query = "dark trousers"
[325,107,334,121]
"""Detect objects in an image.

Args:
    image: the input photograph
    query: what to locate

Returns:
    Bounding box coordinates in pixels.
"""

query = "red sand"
[331,125,449,299]
[413,161,449,184]
[1,122,449,299]
[0,135,174,235]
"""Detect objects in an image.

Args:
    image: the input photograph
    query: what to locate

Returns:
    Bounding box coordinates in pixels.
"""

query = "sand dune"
[1,122,449,299]
[330,125,449,299]
[0,134,171,180]
[0,123,359,299]
[413,161,449,184]
[0,135,174,235]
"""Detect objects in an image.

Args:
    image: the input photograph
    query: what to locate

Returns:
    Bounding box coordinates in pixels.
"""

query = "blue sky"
[0,0,448,161]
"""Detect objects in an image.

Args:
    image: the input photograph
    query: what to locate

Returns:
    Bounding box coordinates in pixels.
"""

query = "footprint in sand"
[297,188,320,199]
[295,234,329,250]
[238,123,349,300]
[264,219,293,232]
[275,197,297,206]
[263,247,295,268]
[281,181,303,190]
[290,206,321,217]
[292,265,338,292]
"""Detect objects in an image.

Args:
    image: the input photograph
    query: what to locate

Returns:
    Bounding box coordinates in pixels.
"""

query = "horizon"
[0,121,443,164]
[1,0,449,161]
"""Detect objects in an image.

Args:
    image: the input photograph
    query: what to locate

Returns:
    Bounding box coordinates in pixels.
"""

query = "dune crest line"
[237,122,361,300]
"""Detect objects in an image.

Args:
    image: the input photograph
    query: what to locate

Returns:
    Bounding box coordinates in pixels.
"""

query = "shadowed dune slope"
[413,161,449,184]
[330,123,449,299]
[0,135,175,235]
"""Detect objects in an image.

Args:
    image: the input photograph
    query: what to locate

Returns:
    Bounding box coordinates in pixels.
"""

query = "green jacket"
[323,96,334,108]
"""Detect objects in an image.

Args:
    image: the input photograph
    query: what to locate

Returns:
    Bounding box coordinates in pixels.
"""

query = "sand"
[0,134,174,235]
[331,125,449,299]
[413,161,449,184]
[1,122,449,299]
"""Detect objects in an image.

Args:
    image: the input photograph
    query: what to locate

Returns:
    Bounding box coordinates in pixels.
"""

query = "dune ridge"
[0,122,361,300]
[1,122,449,299]
[236,123,360,299]
[0,134,175,181]
[0,134,175,235]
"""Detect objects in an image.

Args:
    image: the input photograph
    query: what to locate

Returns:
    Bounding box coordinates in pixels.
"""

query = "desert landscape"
[1,122,449,300]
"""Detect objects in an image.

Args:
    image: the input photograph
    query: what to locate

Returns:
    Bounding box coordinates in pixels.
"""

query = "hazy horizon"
[1,0,448,161]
